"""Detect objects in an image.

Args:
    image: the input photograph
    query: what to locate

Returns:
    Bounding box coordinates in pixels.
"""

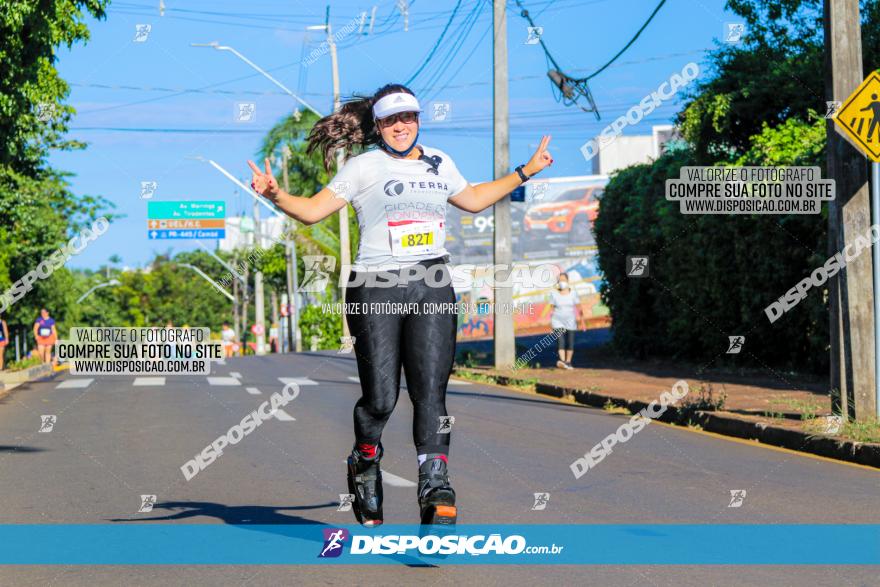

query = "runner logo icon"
[319,528,349,558]
[384,180,405,197]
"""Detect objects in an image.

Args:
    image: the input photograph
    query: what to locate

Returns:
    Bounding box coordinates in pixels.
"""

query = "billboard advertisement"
[447,176,611,341]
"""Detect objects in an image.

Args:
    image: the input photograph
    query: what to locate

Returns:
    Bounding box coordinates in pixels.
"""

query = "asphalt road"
[0,352,877,586]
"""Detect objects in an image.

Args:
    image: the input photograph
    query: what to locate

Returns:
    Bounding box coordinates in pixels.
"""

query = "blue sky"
[51,0,736,269]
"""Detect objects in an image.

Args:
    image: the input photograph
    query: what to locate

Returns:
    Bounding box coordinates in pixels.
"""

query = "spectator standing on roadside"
[548,272,581,370]
[0,315,8,370]
[269,322,280,353]
[33,309,57,364]
[221,323,237,358]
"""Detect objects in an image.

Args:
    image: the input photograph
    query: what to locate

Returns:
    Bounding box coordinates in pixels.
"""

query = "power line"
[421,9,492,103]
[583,0,667,81]
[70,110,669,137]
[404,0,465,86]
[415,0,486,95]
[514,0,600,119]
[69,50,707,97]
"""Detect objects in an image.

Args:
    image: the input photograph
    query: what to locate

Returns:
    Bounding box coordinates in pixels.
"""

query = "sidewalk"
[0,363,66,400]
[453,357,880,469]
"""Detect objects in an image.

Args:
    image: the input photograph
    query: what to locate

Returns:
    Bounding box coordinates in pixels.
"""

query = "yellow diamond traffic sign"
[833,71,880,162]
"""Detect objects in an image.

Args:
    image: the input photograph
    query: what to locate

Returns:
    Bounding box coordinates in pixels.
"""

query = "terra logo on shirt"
[381,178,450,198]
[384,180,405,197]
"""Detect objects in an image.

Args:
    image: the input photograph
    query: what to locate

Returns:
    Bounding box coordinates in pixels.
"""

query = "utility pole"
[242,255,250,355]
[253,200,267,355]
[493,0,515,369]
[308,7,351,339]
[281,145,302,352]
[824,0,876,419]
[327,5,352,339]
[232,252,240,343]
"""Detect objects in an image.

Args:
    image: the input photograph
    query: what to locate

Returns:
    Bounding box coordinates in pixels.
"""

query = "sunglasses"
[376,111,419,128]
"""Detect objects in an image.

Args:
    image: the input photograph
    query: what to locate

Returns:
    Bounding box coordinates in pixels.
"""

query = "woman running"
[33,309,57,364]
[247,83,552,526]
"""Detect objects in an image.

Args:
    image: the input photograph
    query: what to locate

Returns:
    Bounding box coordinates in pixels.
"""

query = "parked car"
[523,186,603,240]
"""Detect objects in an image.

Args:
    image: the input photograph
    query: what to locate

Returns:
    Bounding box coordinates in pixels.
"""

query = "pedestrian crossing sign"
[833,71,880,161]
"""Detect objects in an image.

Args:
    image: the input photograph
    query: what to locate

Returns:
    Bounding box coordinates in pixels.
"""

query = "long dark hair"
[306,83,417,172]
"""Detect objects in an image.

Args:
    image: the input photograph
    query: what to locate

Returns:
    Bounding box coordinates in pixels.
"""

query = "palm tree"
[259,111,359,294]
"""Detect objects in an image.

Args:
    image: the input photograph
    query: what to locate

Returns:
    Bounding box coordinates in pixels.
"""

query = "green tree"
[0,0,114,342]
[678,0,879,163]
[594,0,846,374]
[259,111,360,295]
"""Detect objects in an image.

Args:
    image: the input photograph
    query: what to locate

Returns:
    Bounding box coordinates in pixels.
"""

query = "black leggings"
[555,328,575,352]
[345,257,458,455]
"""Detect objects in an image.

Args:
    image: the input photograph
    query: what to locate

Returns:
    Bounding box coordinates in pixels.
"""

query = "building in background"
[219,215,286,252]
[590,124,681,176]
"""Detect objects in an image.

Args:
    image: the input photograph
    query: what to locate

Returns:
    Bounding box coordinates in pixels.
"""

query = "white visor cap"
[372,92,422,120]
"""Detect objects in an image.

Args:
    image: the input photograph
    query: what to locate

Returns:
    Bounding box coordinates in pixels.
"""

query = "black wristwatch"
[515,164,530,184]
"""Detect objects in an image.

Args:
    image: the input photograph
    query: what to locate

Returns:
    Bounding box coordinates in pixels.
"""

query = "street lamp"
[76,279,121,304]
[177,263,235,302]
[189,155,281,219]
[190,42,323,118]
[190,42,323,353]
[189,155,299,356]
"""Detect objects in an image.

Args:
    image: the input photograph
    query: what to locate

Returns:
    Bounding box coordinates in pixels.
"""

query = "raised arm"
[247,158,347,225]
[448,135,553,213]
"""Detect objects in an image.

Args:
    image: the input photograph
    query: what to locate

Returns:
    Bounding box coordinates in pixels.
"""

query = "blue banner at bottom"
[0,524,877,565]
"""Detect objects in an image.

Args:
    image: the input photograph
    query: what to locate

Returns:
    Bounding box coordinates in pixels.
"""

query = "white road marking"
[342,460,415,487]
[245,387,262,395]
[207,376,241,386]
[133,377,165,386]
[278,377,317,386]
[56,379,93,389]
[382,470,417,487]
[272,408,295,421]
[230,372,242,379]
[215,358,226,365]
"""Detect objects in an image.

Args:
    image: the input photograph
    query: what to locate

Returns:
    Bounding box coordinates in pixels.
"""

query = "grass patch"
[839,419,880,444]
[675,382,727,423]
[511,378,538,392]
[603,400,631,415]
[5,356,42,372]
[767,397,823,421]
[762,409,785,423]
[453,370,495,385]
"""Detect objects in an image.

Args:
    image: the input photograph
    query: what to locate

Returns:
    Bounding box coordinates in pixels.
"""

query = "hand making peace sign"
[247,158,281,202]
[524,135,554,177]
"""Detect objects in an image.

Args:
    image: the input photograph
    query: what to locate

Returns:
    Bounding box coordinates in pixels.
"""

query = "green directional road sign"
[147,201,225,220]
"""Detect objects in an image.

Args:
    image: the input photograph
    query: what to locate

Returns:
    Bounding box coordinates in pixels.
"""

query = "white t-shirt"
[221,327,235,344]
[328,146,469,269]
[549,287,580,330]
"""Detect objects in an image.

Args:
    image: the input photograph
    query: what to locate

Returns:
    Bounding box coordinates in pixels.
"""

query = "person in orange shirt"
[33,309,57,364]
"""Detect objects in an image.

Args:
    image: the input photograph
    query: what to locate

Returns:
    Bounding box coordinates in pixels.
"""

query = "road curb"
[455,368,880,470]
[0,363,62,401]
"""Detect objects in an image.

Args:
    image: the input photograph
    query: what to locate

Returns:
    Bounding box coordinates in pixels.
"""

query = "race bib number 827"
[389,221,444,256]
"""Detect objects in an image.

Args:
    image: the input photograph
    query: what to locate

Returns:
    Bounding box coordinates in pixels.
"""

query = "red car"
[523,186,603,238]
